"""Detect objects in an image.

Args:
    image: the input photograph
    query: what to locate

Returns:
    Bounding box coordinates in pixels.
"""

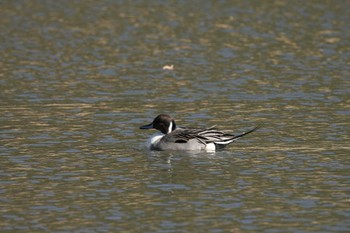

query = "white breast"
[146,132,164,149]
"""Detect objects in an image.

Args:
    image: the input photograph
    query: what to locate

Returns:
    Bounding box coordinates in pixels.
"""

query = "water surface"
[1,1,349,232]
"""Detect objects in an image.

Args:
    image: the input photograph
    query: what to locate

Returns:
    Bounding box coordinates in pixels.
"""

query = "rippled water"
[1,1,349,232]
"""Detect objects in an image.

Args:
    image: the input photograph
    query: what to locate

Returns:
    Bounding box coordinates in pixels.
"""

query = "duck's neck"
[166,120,176,134]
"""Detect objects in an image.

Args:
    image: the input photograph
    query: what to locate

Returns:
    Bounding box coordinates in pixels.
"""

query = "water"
[1,1,349,232]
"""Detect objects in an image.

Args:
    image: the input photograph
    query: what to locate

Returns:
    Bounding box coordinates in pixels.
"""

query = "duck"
[140,114,258,151]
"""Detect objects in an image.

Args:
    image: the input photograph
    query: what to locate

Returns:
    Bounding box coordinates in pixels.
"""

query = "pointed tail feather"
[215,126,260,145]
[232,125,260,140]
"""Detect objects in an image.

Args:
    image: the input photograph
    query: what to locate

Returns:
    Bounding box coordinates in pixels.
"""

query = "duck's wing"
[163,127,215,145]
[166,126,260,145]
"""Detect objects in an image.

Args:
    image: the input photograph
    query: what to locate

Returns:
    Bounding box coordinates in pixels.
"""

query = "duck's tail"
[215,126,260,145]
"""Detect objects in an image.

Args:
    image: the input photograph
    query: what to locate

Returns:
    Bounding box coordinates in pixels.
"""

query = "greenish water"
[1,1,349,232]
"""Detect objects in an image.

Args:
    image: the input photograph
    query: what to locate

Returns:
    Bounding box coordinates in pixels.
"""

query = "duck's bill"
[140,123,153,129]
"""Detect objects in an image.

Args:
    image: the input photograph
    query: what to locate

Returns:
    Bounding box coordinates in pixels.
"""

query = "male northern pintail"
[140,114,259,151]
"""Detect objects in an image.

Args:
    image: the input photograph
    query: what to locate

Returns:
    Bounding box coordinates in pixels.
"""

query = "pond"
[0,1,349,232]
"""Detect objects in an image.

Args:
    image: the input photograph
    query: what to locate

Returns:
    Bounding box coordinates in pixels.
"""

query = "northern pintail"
[140,114,258,151]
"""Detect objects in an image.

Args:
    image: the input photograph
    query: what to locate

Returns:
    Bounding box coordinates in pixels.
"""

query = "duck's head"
[140,114,177,134]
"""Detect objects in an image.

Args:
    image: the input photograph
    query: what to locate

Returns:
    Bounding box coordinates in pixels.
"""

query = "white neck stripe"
[167,121,173,134]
